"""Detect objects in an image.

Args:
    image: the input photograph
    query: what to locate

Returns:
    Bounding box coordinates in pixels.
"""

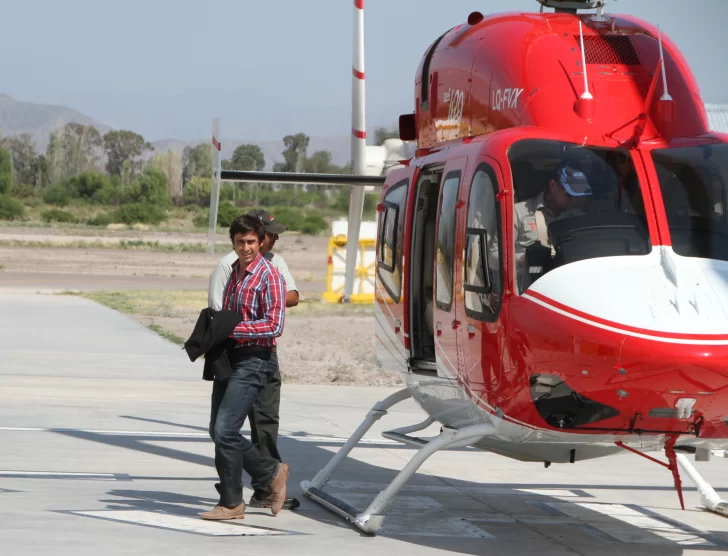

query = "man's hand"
[285,291,299,308]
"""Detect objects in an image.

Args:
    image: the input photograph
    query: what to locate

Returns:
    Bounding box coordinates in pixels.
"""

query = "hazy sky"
[2,0,726,142]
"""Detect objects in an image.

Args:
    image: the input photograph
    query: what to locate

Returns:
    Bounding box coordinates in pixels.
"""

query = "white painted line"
[0,471,116,480]
[328,480,584,498]
[72,510,288,536]
[548,503,715,546]
[0,427,209,437]
[0,427,399,444]
[517,489,580,498]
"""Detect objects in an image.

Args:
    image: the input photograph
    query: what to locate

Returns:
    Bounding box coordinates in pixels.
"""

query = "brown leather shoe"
[199,504,245,520]
[268,463,289,516]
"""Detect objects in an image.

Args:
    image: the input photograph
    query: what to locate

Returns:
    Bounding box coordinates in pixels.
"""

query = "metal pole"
[208,118,222,255]
[343,0,367,302]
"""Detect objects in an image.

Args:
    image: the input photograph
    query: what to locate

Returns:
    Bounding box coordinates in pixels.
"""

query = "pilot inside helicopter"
[513,159,593,270]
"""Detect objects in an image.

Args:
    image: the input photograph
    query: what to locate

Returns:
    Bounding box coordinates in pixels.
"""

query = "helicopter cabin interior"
[409,165,443,373]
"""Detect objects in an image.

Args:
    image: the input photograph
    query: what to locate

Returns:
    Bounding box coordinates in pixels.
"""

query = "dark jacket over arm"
[184,308,242,381]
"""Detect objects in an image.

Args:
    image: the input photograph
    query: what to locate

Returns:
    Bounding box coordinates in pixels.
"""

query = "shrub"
[41,209,76,223]
[87,213,115,227]
[11,184,38,199]
[193,202,240,228]
[67,172,108,201]
[0,195,25,220]
[114,203,167,225]
[217,202,240,227]
[43,184,71,206]
[300,214,328,235]
[0,147,12,195]
[270,207,305,231]
[121,168,170,207]
[182,176,212,206]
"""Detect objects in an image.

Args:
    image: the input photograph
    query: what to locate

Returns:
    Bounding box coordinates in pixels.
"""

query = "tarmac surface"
[2,292,728,554]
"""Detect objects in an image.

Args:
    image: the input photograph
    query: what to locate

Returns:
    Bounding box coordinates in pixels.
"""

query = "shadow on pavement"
[53,418,728,555]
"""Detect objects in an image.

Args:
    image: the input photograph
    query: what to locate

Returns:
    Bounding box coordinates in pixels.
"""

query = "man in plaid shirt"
[200,214,289,521]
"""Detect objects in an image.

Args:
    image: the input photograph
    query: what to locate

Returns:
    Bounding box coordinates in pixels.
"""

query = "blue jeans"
[209,351,280,507]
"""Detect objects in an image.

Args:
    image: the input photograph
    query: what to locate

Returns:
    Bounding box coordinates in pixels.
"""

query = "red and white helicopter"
[217,0,728,535]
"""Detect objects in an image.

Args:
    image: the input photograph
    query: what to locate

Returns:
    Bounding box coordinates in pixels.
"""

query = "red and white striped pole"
[343,0,367,301]
[208,117,222,255]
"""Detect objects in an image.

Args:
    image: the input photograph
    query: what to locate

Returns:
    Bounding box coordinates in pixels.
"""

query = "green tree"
[149,150,183,204]
[103,130,153,177]
[67,172,116,204]
[4,133,37,186]
[0,146,13,195]
[34,154,48,190]
[375,126,400,145]
[122,167,170,206]
[182,143,212,186]
[182,176,211,206]
[273,133,309,172]
[45,131,67,184]
[222,144,266,203]
[223,144,265,171]
[63,123,103,176]
[304,150,332,173]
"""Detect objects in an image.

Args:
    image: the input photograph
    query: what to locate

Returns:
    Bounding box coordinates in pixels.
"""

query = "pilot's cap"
[553,161,592,197]
[245,209,288,234]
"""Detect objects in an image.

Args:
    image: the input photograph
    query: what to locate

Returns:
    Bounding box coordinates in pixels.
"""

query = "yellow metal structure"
[322,235,377,304]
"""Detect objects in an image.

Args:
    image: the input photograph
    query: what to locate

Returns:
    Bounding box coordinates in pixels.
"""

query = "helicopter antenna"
[658,24,673,101]
[578,21,593,100]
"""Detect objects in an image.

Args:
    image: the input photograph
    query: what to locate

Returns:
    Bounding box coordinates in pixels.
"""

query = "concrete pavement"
[2,293,728,554]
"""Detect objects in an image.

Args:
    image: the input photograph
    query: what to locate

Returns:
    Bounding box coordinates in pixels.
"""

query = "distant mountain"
[0,92,354,167]
[0,93,112,151]
[151,135,352,170]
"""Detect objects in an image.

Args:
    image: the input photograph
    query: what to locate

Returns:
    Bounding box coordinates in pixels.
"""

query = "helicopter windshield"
[508,139,651,294]
[651,143,728,262]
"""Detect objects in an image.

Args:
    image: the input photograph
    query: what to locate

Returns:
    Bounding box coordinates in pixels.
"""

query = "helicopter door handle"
[467,324,476,338]
[395,319,401,334]
[436,322,442,336]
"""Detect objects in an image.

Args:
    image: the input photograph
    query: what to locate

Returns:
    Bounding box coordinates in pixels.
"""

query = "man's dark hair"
[229,214,265,243]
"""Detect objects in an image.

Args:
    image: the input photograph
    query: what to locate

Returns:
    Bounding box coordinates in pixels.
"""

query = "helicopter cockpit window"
[377,179,408,302]
[508,139,651,294]
[464,166,502,320]
[652,144,728,262]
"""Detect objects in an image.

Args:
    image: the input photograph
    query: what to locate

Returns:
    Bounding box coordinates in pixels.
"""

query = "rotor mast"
[537,0,606,14]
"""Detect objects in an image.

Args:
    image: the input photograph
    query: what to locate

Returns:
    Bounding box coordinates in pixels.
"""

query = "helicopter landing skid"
[676,454,728,517]
[300,388,495,535]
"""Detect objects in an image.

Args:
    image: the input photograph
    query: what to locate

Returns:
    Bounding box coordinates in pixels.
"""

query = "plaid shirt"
[222,252,286,347]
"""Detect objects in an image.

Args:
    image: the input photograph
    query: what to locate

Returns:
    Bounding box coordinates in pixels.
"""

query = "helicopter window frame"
[435,170,462,312]
[464,164,503,322]
[377,179,408,302]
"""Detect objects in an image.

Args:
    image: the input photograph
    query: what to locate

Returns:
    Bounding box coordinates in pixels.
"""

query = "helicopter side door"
[375,166,416,375]
[458,159,508,405]
[433,156,468,380]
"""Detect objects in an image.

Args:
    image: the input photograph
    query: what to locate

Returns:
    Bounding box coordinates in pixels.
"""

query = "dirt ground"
[0,226,400,387]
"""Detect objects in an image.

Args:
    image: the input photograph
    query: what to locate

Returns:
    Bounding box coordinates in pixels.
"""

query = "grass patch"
[0,264,4,271]
[0,239,230,253]
[291,297,375,317]
[75,290,208,317]
[61,289,372,322]
[147,323,186,345]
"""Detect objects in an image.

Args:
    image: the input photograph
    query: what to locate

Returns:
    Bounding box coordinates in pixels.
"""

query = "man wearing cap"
[513,160,592,273]
[208,208,299,509]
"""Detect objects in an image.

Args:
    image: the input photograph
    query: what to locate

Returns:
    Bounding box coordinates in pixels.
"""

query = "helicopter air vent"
[574,34,640,65]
